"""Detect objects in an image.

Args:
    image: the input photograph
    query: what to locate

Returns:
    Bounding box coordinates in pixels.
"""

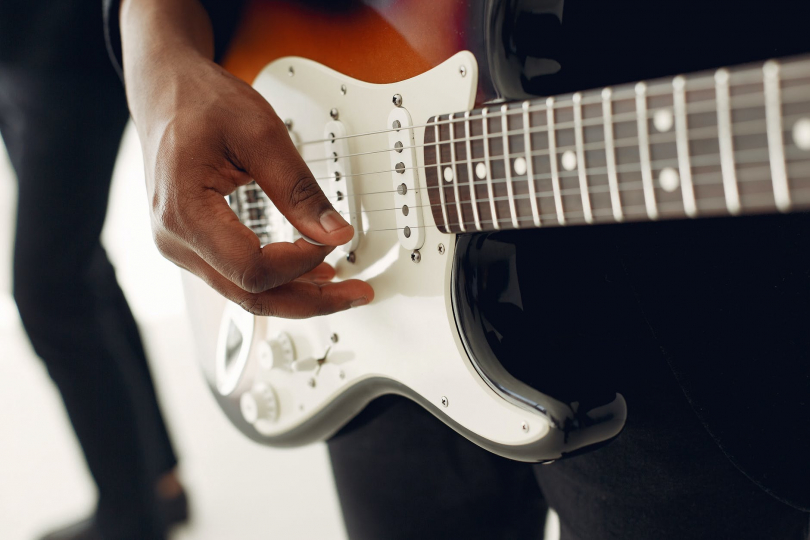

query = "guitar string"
[307,110,809,205]
[241,155,810,235]
[290,61,810,148]
[302,85,809,167]
[239,74,810,234]
[358,183,810,234]
[307,89,810,183]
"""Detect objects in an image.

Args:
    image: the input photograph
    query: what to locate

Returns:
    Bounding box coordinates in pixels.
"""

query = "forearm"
[119,0,216,125]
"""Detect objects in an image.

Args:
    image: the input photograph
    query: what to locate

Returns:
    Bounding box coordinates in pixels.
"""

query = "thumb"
[245,122,354,247]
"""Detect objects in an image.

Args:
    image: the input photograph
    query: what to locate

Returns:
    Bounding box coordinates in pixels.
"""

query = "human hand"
[120,0,373,318]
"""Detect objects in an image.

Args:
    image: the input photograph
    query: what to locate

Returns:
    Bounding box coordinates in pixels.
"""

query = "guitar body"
[181,0,625,461]
[182,0,810,470]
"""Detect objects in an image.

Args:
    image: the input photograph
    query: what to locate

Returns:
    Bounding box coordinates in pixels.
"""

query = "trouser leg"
[532,362,810,540]
[328,395,548,540]
[0,68,177,539]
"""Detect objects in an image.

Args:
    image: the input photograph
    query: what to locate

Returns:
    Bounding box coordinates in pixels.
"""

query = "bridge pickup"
[324,121,361,253]
[387,108,425,250]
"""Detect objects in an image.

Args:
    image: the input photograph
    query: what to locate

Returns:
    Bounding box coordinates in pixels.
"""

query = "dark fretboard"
[424,55,810,233]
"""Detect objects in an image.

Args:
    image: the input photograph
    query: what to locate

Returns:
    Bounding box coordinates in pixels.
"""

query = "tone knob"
[257,332,296,370]
[240,382,280,427]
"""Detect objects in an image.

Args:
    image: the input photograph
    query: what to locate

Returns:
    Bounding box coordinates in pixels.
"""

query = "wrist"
[120,0,216,125]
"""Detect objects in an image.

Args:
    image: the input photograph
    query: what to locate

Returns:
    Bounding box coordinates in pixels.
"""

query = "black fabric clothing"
[102,0,810,536]
[1,3,179,539]
[102,0,244,80]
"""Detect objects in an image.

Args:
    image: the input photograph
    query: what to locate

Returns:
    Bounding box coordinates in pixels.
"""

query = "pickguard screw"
[330,108,339,120]
[284,119,293,131]
[346,252,356,263]
[521,421,530,433]
[340,84,347,95]
[441,396,449,407]
[397,183,407,196]
[308,378,316,388]
[392,94,403,107]
[392,119,401,130]
[459,65,467,77]
[330,333,339,343]
[438,243,445,254]
[411,249,421,263]
[288,66,295,77]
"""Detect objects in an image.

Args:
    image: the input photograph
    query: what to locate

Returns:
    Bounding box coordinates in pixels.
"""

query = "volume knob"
[257,332,296,370]
[240,382,280,431]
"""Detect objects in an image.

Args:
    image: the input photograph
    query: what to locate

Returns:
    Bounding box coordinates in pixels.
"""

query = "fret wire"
[448,113,466,232]
[501,104,520,228]
[481,108,500,230]
[635,82,659,220]
[463,111,483,230]
[715,69,742,215]
[522,101,542,227]
[426,146,779,199]
[433,120,451,232]
[602,88,624,221]
[572,93,593,224]
[763,61,791,212]
[673,76,698,217]
[546,97,566,224]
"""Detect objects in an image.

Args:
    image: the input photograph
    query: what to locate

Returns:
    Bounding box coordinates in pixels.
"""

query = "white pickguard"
[181,52,554,455]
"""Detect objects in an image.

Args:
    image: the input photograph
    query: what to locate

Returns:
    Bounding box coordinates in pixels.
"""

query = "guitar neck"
[424,55,810,233]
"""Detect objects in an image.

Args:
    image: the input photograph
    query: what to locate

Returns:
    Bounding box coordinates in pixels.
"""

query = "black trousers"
[329,220,810,540]
[0,64,177,539]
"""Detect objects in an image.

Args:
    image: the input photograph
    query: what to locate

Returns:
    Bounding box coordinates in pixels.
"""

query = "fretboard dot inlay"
[793,118,810,151]
[659,167,680,192]
[475,162,487,179]
[654,108,674,133]
[513,157,527,176]
[443,166,454,183]
[561,151,577,171]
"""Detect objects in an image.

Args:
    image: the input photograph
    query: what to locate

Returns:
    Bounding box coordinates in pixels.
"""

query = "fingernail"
[350,297,369,308]
[320,209,350,233]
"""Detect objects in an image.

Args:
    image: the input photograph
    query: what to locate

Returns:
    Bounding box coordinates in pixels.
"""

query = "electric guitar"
[181,0,810,462]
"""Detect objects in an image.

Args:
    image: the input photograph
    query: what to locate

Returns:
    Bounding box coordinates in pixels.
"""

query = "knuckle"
[237,256,271,294]
[237,295,275,317]
[287,174,323,209]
